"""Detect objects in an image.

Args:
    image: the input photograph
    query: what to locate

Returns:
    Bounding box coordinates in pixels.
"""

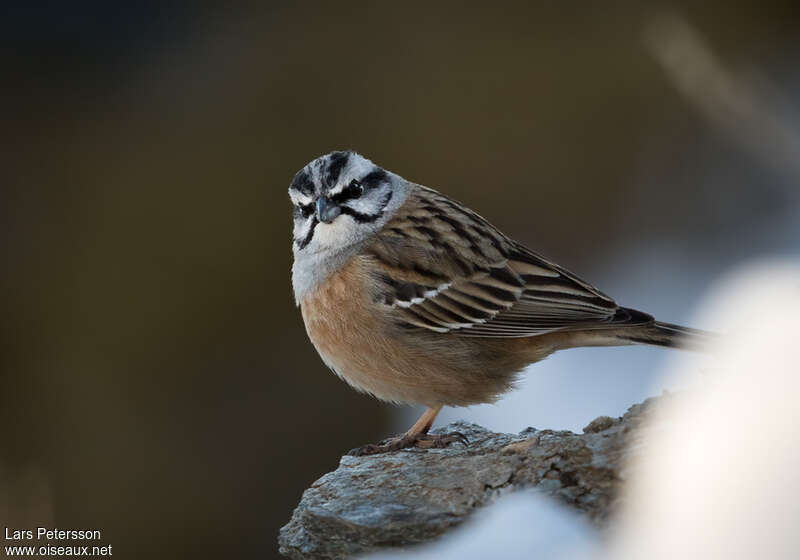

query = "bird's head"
[288,151,406,255]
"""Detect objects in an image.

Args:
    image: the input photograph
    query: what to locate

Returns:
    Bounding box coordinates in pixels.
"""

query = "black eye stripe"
[338,190,393,223]
[294,202,314,218]
[331,180,364,204]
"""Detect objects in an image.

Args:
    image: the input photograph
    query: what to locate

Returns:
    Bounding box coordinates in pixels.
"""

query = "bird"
[289,150,710,456]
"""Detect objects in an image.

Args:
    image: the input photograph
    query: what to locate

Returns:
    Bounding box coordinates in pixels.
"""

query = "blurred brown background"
[3,2,799,559]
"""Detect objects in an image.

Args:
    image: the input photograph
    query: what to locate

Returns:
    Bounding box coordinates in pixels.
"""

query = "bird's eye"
[348,179,364,197]
[331,180,364,203]
[296,203,314,218]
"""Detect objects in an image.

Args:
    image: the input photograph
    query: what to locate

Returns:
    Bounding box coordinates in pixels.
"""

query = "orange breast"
[300,256,421,403]
[298,255,548,407]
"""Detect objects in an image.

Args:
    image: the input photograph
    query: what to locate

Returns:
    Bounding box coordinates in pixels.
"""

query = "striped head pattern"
[288,151,406,256]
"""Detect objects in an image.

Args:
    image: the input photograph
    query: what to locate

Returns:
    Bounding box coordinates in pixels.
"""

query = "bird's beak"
[316,197,341,224]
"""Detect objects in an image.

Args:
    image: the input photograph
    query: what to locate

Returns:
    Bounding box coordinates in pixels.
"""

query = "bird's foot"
[347,431,468,456]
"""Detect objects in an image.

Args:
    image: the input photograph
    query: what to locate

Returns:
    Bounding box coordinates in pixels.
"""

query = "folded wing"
[366,186,641,338]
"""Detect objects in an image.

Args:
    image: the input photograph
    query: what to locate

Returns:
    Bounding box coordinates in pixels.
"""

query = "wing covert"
[367,185,621,337]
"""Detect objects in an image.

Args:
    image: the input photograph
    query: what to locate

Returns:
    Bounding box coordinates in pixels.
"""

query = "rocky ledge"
[279,399,658,559]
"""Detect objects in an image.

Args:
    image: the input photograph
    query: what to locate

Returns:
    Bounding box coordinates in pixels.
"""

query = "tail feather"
[621,318,715,350]
[560,307,715,351]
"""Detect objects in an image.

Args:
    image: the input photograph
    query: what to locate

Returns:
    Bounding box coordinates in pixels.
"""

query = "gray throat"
[290,176,411,304]
[292,243,364,304]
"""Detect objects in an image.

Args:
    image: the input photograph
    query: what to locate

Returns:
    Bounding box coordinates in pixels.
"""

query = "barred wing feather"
[367,185,629,338]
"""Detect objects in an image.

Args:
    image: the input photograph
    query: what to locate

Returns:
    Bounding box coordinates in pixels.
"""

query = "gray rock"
[279,398,658,559]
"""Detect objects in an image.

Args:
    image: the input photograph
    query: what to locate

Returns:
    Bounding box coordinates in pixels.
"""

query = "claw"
[415,431,469,449]
[347,444,377,457]
[347,430,468,456]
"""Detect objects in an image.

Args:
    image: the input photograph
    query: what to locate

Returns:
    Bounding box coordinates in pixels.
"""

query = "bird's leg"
[347,405,468,456]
